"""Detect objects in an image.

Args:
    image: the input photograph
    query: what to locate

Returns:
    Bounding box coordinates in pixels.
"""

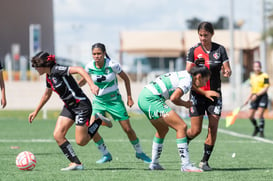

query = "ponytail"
[92,43,111,60]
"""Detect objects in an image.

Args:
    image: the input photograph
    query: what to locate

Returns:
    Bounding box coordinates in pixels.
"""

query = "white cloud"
[53,0,262,61]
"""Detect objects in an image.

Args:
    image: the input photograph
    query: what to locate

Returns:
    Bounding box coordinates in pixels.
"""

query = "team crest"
[213,52,220,60]
[104,68,110,74]
[52,77,58,84]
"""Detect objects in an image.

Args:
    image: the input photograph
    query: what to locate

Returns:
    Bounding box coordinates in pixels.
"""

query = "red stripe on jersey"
[194,46,211,91]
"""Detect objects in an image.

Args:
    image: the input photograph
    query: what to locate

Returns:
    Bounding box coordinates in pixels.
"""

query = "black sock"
[88,119,102,138]
[259,118,265,132]
[250,118,258,128]
[59,140,81,164]
[201,144,214,162]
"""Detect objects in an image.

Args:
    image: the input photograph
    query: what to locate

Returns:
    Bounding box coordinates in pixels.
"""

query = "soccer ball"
[16,151,36,171]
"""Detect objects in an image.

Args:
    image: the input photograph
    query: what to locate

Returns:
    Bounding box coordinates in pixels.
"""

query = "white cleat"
[149,163,165,170]
[181,163,203,172]
[61,163,84,171]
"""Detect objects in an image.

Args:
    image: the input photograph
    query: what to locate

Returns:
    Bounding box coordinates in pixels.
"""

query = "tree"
[186,16,241,30]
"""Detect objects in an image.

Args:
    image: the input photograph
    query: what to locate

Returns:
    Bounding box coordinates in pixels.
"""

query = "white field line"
[1,123,273,144]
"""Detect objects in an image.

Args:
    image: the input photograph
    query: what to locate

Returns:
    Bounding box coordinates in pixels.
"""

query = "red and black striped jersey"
[186,42,229,92]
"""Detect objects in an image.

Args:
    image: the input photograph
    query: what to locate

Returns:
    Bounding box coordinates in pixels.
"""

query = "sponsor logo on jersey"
[197,54,203,59]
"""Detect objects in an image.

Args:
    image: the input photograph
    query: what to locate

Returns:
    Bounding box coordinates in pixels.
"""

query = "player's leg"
[198,114,219,171]
[53,115,83,171]
[149,118,169,170]
[186,116,204,142]
[160,110,202,172]
[256,107,266,137]
[91,114,112,164]
[119,119,151,163]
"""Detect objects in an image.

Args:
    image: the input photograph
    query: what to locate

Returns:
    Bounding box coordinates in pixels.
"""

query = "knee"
[76,139,87,146]
[190,127,202,137]
[53,131,64,144]
[123,127,134,135]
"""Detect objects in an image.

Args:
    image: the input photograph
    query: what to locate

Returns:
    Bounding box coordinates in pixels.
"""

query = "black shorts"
[189,91,222,117]
[60,99,92,126]
[250,93,268,110]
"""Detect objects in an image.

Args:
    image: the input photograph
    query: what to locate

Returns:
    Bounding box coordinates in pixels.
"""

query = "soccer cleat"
[61,163,84,171]
[96,153,112,164]
[149,163,165,170]
[252,127,259,136]
[199,161,212,171]
[95,113,112,128]
[182,163,203,172]
[136,152,152,163]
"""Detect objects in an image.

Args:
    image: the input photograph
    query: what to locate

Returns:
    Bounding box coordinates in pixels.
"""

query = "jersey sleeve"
[264,73,270,86]
[220,46,229,63]
[110,61,122,74]
[178,74,192,94]
[51,65,69,76]
[186,47,195,63]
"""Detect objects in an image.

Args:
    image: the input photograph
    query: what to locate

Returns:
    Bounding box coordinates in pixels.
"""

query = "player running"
[138,65,211,172]
[28,51,112,171]
[78,43,151,164]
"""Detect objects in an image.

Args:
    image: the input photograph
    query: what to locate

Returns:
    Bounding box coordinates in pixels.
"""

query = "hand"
[91,85,99,96]
[28,112,37,123]
[1,98,6,108]
[222,69,232,77]
[183,100,193,109]
[204,90,220,101]
[251,94,258,101]
[127,96,134,108]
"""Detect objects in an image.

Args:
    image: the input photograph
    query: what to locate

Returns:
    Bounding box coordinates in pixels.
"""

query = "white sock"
[151,142,163,164]
[177,142,190,166]
[97,143,109,155]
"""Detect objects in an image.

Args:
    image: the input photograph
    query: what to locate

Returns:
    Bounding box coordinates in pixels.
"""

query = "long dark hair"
[189,65,211,78]
[92,43,111,59]
[31,51,56,68]
[198,21,214,34]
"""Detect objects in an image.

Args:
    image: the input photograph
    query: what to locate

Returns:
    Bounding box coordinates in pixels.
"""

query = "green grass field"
[0,110,272,181]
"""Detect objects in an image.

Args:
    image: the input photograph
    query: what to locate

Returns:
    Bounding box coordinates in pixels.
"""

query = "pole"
[229,0,236,103]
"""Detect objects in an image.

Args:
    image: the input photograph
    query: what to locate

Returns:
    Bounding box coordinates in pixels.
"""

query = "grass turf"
[0,110,272,181]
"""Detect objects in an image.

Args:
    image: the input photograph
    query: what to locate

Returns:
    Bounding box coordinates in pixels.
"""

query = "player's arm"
[28,88,52,123]
[0,70,6,108]
[118,71,134,107]
[222,61,232,77]
[69,66,99,95]
[170,88,192,108]
[186,61,219,101]
[77,77,87,87]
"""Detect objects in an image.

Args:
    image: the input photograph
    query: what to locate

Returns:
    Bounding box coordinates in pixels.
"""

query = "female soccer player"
[78,43,151,164]
[138,65,210,172]
[244,61,269,137]
[185,21,232,171]
[28,51,112,171]
[0,61,6,108]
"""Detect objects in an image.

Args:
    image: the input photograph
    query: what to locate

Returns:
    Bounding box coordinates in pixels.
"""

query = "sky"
[53,0,265,63]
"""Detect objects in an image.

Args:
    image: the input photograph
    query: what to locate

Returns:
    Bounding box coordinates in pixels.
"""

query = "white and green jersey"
[145,70,192,100]
[85,58,122,101]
